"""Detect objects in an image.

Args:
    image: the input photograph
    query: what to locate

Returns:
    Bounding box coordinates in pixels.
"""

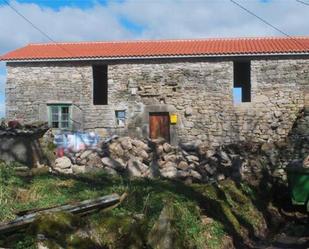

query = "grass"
[203,220,226,249]
[0,162,268,249]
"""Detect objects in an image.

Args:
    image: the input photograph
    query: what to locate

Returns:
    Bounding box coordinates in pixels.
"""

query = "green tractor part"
[286,167,309,212]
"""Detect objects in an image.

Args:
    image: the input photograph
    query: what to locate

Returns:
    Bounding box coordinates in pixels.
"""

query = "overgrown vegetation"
[0,161,269,249]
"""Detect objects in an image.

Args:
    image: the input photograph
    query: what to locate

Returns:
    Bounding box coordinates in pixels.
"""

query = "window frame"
[48,104,72,129]
[115,110,126,127]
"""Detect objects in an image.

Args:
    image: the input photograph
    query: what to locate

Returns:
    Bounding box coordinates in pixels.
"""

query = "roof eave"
[2,52,309,63]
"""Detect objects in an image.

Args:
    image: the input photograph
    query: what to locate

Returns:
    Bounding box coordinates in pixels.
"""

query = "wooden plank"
[16,204,61,216]
[0,193,120,234]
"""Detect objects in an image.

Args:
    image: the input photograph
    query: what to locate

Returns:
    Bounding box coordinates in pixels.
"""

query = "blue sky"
[16,0,109,9]
[0,62,5,116]
[0,0,308,117]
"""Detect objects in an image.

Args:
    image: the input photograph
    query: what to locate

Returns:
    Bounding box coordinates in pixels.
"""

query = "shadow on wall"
[232,107,260,145]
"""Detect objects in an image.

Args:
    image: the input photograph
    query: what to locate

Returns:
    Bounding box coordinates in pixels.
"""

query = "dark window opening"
[93,65,108,105]
[233,61,251,103]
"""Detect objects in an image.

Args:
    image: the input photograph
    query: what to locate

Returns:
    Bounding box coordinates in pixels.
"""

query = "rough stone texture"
[148,205,177,249]
[5,57,309,146]
[101,157,125,171]
[48,107,309,183]
[72,164,86,174]
[54,156,72,169]
[0,123,50,167]
[303,156,309,168]
[127,158,148,177]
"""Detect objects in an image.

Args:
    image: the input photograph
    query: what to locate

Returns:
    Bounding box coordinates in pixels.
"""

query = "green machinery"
[286,166,309,211]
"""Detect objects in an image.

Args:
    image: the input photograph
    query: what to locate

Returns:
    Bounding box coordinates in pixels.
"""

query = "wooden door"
[149,112,170,142]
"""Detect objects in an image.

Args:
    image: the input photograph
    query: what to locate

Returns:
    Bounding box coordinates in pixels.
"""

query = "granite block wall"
[5,57,309,146]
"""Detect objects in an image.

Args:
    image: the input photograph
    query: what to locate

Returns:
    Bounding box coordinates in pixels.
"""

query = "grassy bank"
[0,161,268,249]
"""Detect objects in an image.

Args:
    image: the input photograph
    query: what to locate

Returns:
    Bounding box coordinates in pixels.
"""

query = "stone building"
[1,37,309,146]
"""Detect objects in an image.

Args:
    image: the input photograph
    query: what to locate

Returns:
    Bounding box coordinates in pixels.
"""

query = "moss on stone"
[31,211,78,240]
[66,234,102,249]
[0,166,272,249]
[148,203,184,249]
[190,180,268,246]
[90,211,146,249]
[219,180,267,238]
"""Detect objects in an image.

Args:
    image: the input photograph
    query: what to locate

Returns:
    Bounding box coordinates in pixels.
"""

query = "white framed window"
[48,105,71,129]
[115,110,126,127]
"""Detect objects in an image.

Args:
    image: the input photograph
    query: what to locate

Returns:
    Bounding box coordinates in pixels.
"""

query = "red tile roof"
[1,37,309,61]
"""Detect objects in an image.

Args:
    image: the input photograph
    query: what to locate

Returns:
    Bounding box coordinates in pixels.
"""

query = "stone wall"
[5,57,309,146]
[0,125,49,166]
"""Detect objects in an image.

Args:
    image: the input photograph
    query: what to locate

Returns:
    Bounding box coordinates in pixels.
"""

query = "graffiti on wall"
[54,131,100,155]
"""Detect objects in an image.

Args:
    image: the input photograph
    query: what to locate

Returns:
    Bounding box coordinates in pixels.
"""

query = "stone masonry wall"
[5,57,309,147]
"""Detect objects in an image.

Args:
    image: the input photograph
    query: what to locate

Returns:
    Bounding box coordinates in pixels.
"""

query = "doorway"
[149,112,170,142]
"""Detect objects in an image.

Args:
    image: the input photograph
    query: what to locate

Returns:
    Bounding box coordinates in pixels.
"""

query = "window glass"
[61,121,69,128]
[52,121,59,128]
[61,107,69,122]
[51,106,59,122]
[116,110,126,127]
[51,106,58,114]
[62,106,69,114]
[117,111,125,119]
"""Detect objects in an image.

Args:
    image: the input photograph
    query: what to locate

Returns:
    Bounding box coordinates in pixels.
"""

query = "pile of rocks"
[0,120,48,136]
[51,136,243,183]
[48,107,309,183]
[51,132,309,184]
[53,149,103,175]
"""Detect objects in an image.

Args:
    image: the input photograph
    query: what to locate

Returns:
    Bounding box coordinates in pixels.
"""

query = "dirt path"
[255,234,309,249]
[254,210,309,249]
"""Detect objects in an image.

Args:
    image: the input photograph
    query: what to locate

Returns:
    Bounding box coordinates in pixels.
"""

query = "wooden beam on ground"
[0,193,121,234]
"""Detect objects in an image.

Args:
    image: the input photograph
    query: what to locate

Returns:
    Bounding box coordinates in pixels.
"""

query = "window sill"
[233,102,252,110]
[49,127,72,131]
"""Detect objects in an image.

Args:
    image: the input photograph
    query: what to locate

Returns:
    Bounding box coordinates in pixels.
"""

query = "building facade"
[2,38,309,146]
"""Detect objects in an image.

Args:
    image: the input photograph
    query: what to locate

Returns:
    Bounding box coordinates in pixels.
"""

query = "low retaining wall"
[0,125,48,167]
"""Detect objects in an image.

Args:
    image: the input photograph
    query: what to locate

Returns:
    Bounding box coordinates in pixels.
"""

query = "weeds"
[0,162,268,249]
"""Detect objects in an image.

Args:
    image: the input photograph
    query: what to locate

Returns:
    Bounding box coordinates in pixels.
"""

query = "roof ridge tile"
[2,36,309,61]
[27,36,309,46]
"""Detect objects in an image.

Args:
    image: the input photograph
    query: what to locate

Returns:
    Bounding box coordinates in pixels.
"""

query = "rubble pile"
[0,120,48,136]
[51,108,309,183]
[52,136,250,183]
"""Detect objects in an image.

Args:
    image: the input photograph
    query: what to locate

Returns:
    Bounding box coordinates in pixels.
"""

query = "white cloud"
[0,73,5,89]
[0,70,5,117]
[0,0,308,118]
[0,0,307,56]
[0,103,4,117]
[0,0,137,118]
[0,1,135,55]
[112,0,308,39]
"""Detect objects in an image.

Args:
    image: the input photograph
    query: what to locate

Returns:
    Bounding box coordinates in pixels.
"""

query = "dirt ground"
[254,207,309,249]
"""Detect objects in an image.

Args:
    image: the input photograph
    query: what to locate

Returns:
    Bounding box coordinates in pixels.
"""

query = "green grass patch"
[0,162,268,249]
